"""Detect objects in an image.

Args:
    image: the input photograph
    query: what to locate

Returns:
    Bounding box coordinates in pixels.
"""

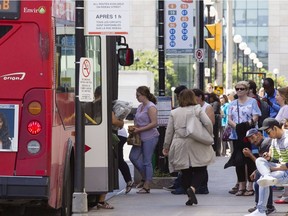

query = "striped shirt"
[270,130,288,163]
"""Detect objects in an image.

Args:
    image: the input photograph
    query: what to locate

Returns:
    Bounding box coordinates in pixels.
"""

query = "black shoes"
[163,185,176,191]
[186,187,198,206]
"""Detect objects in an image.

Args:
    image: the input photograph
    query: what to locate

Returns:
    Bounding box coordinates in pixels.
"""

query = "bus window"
[84,36,102,125]
[55,27,75,92]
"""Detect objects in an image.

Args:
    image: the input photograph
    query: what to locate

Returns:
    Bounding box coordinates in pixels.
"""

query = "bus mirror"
[118,48,134,66]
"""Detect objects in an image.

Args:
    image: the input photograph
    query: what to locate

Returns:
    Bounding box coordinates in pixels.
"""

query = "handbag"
[127,125,141,146]
[127,133,141,146]
[222,125,232,141]
[185,109,213,145]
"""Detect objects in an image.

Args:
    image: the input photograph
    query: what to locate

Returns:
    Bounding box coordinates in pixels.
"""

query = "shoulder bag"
[185,109,214,145]
[222,125,232,141]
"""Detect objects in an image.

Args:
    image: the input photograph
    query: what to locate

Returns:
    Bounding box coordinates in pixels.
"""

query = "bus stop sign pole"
[73,0,88,214]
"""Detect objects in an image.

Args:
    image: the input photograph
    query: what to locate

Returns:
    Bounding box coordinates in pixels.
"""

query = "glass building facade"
[225,0,269,67]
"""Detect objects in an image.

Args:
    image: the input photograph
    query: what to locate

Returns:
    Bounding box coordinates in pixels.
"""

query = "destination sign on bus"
[0,0,20,20]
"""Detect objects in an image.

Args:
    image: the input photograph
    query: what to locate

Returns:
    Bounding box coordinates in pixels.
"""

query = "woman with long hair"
[129,86,159,193]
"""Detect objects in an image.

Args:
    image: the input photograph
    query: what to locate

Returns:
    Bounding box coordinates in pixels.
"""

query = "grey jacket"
[164,105,215,172]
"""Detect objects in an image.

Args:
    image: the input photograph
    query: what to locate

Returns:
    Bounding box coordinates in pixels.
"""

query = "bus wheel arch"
[61,142,74,216]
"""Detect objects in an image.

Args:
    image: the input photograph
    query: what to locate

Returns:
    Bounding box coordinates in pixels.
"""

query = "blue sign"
[164,1,194,54]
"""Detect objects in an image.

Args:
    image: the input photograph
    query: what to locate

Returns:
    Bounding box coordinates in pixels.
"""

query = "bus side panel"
[0,153,16,175]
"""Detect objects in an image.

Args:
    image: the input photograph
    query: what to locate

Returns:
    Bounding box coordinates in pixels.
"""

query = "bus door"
[84,36,117,193]
[84,36,133,194]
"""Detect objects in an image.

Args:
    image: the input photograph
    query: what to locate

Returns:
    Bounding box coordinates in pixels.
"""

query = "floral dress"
[228,97,261,140]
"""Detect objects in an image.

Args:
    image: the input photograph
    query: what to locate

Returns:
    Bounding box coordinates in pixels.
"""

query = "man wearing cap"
[243,128,275,215]
[245,118,288,216]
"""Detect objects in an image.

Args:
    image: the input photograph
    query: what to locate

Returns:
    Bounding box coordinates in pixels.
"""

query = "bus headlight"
[27,140,41,154]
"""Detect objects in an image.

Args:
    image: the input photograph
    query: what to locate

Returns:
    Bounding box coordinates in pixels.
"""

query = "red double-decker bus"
[0,0,133,215]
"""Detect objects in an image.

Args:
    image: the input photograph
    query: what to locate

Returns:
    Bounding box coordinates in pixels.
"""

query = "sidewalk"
[88,157,288,216]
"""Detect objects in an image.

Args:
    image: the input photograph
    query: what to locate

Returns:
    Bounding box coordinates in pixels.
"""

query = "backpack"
[257,98,270,127]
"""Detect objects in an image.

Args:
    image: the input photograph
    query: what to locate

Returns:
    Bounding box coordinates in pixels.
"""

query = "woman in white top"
[275,87,288,122]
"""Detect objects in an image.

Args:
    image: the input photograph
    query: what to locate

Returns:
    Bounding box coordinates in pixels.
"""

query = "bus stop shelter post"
[73,0,88,215]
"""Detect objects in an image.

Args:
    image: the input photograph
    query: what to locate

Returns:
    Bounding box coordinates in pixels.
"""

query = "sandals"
[137,187,150,194]
[243,190,254,196]
[97,202,114,209]
[228,184,239,194]
[125,181,134,194]
[136,180,145,189]
[235,189,246,196]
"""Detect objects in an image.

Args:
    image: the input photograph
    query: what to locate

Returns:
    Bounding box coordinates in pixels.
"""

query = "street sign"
[195,48,204,62]
[79,58,94,102]
[164,0,194,54]
[84,0,130,35]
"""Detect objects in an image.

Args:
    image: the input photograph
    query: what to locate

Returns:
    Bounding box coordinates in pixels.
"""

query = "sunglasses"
[235,88,246,91]
[265,127,273,135]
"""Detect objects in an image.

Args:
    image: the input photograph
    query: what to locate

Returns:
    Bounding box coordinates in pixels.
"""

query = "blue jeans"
[254,171,273,208]
[129,136,159,182]
[256,157,288,213]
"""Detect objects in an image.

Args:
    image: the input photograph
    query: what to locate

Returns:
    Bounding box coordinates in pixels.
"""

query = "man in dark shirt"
[262,78,280,118]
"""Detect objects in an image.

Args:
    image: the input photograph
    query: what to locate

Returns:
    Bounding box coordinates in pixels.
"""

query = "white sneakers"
[257,175,278,187]
[244,209,267,216]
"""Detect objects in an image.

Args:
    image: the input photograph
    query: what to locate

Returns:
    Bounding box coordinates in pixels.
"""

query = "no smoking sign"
[79,58,94,102]
[195,48,204,62]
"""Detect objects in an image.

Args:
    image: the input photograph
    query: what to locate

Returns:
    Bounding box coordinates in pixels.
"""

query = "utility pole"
[73,0,88,215]
[225,0,233,90]
[196,0,205,90]
[158,0,165,96]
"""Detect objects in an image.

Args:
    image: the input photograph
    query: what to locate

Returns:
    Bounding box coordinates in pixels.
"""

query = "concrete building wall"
[126,0,157,51]
[268,0,288,76]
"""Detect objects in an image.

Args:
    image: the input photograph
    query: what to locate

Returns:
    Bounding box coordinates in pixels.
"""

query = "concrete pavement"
[88,156,288,216]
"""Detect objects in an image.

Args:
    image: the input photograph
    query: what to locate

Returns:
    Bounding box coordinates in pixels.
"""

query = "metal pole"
[158,0,165,96]
[73,0,88,214]
[236,45,239,82]
[225,0,233,90]
[207,5,212,84]
[246,55,249,72]
[196,0,205,90]
[242,51,245,74]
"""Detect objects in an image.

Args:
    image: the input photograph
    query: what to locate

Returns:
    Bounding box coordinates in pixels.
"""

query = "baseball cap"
[258,118,280,131]
[245,128,259,138]
[243,128,259,142]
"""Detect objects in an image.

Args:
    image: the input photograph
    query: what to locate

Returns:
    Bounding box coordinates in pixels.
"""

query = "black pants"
[233,140,256,182]
[181,166,207,191]
[118,135,132,183]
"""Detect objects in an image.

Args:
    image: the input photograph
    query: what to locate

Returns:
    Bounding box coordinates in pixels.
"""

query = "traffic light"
[205,22,222,52]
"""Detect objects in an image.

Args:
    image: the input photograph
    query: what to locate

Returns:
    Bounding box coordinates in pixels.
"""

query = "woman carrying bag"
[226,81,261,196]
[162,89,215,206]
